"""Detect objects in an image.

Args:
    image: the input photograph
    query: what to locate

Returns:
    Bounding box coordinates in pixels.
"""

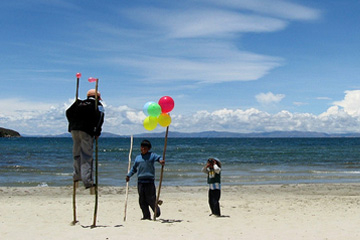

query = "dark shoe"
[155,207,161,218]
[141,217,151,221]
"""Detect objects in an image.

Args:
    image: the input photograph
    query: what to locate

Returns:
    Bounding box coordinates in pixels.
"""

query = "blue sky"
[1,0,360,135]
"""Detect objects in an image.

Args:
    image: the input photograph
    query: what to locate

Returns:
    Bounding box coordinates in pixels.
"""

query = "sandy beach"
[1,184,360,240]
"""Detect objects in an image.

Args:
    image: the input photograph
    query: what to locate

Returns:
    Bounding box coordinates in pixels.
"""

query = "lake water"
[1,137,360,187]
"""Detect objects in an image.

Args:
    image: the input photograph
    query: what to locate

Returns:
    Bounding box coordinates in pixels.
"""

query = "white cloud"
[293,102,307,106]
[201,0,321,21]
[0,98,71,135]
[121,7,287,38]
[109,49,283,84]
[163,10,287,38]
[316,97,331,100]
[255,92,285,104]
[86,0,319,85]
[1,0,322,107]
[0,98,54,115]
[2,1,320,90]
[2,91,360,135]
[171,106,360,134]
[333,90,360,117]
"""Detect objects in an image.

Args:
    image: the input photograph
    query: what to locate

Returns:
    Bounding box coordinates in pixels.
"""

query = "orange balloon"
[158,113,171,127]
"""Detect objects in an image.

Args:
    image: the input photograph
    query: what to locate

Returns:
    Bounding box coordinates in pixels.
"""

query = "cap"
[87,89,102,100]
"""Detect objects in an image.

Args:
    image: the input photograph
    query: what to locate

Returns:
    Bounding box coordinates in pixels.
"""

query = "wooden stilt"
[71,74,80,226]
[154,126,169,220]
[124,135,133,221]
[91,79,99,228]
[71,181,78,225]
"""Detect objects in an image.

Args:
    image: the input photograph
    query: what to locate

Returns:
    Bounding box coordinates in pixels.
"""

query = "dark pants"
[209,189,221,216]
[71,130,94,188]
[137,182,161,219]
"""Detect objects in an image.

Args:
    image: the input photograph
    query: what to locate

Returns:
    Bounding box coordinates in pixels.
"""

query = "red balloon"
[158,96,174,113]
[76,73,81,78]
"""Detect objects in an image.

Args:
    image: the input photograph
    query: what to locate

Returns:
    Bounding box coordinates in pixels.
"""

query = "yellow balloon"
[158,113,171,127]
[143,116,158,131]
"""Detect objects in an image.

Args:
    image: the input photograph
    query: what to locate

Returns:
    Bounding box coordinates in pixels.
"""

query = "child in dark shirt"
[202,157,221,217]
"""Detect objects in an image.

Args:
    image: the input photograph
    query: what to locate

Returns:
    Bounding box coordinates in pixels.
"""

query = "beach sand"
[1,184,360,240]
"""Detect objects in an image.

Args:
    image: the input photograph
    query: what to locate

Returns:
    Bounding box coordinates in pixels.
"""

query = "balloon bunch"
[143,96,175,131]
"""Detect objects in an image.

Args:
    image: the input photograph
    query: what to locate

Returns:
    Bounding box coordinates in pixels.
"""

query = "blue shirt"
[127,152,162,181]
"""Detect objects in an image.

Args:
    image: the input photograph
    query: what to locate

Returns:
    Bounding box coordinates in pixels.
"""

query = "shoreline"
[1,183,360,239]
[2,181,360,191]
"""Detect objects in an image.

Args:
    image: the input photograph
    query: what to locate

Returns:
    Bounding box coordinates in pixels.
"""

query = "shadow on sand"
[158,219,183,224]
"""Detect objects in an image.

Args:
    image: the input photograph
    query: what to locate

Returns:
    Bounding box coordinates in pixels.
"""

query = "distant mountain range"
[35,130,360,138]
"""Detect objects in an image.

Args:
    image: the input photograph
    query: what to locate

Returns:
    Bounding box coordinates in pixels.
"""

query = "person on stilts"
[66,89,105,193]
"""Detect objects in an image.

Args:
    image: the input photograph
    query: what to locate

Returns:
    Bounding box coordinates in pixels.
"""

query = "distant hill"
[26,130,360,138]
[0,127,21,137]
[133,130,360,138]
[37,132,125,138]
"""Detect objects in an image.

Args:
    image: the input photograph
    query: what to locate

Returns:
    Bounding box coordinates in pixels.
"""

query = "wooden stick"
[154,126,169,220]
[71,181,78,225]
[124,135,133,221]
[72,75,80,226]
[75,77,80,100]
[92,79,99,228]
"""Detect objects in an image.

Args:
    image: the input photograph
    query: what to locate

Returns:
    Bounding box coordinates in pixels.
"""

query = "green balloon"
[147,103,161,117]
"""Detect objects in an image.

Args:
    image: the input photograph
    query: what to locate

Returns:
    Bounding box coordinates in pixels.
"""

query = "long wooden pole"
[75,77,79,100]
[71,76,80,226]
[124,135,133,221]
[154,126,169,220]
[71,181,78,225]
[91,79,99,228]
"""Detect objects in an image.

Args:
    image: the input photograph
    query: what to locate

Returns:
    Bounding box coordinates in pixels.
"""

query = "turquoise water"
[1,137,360,187]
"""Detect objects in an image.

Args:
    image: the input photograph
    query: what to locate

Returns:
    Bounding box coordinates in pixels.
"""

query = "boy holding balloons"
[129,96,174,220]
[126,140,165,220]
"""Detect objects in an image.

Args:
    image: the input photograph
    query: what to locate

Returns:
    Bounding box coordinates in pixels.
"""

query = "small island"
[0,127,21,137]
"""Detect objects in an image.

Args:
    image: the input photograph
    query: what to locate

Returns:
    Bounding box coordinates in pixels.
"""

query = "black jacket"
[66,97,104,137]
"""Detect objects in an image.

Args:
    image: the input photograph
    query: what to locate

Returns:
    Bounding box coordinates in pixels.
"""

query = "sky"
[0,0,360,136]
